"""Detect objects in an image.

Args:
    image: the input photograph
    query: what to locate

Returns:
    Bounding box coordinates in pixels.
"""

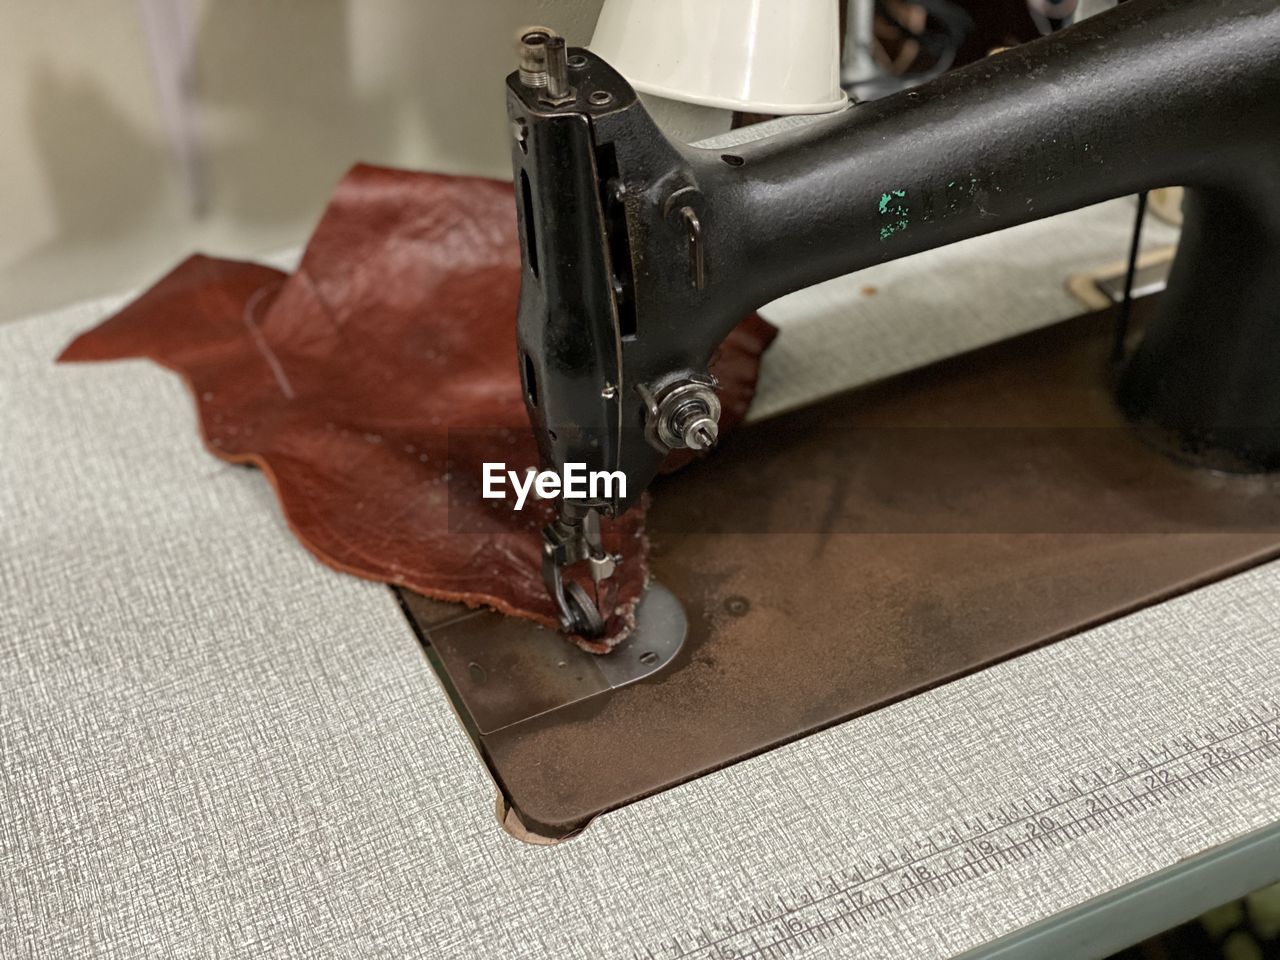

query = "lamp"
[589,0,847,117]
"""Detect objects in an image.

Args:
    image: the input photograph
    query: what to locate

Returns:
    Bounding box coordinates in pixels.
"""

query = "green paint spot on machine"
[879,189,909,240]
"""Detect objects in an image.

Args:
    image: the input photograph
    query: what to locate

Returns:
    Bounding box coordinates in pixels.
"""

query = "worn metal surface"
[396,583,687,736]
[405,298,1280,840]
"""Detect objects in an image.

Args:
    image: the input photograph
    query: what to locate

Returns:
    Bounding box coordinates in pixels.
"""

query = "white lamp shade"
[590,0,847,116]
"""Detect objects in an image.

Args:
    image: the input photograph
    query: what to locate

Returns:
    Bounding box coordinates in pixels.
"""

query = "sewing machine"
[7,1,1280,953]
[508,0,1280,637]
[362,0,1280,843]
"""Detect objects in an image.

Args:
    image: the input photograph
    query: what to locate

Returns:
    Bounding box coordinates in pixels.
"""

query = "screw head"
[683,417,719,451]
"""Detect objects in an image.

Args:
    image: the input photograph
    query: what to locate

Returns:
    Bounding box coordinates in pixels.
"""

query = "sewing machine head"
[508,2,1280,637]
[507,29,747,635]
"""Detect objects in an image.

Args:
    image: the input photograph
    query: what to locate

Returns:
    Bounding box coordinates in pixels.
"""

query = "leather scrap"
[59,164,776,652]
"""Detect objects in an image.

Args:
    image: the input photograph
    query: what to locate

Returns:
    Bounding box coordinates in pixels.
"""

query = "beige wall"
[0,0,604,322]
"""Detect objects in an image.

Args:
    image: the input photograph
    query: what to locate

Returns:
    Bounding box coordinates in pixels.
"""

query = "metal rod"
[545,36,570,99]
[1113,190,1148,363]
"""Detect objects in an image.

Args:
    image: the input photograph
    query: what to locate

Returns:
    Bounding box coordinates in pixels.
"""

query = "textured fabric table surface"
[4,205,1278,960]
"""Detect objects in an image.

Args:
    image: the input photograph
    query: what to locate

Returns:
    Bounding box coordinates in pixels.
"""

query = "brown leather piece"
[58,164,776,651]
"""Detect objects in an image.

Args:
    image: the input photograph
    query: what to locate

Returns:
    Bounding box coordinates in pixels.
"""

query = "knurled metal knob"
[516,26,555,88]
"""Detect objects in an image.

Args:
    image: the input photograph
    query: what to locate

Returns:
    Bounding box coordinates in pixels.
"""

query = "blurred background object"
[0,0,1135,325]
[590,0,847,115]
[1107,881,1280,960]
[590,0,848,142]
[0,0,605,323]
[841,0,1116,101]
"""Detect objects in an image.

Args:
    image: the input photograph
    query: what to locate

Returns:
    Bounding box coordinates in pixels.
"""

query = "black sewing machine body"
[509,0,1280,525]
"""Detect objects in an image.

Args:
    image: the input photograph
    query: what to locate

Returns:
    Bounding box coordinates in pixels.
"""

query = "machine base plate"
[400,297,1280,841]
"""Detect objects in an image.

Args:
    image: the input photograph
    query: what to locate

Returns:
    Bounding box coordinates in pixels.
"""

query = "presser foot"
[540,506,618,638]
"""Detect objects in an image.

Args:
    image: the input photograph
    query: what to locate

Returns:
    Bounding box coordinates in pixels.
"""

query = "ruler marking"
[653,702,1279,960]
[729,737,1274,960]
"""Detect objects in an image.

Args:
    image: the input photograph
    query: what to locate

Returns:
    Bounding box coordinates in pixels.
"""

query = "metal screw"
[691,422,721,450]
[639,651,659,665]
[589,90,614,106]
[667,396,719,450]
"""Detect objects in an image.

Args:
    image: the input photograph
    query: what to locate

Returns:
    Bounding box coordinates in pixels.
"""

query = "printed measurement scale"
[636,699,1280,960]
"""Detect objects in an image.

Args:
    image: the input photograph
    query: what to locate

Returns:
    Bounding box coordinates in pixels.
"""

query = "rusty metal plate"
[396,585,687,736]
[401,298,1280,841]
